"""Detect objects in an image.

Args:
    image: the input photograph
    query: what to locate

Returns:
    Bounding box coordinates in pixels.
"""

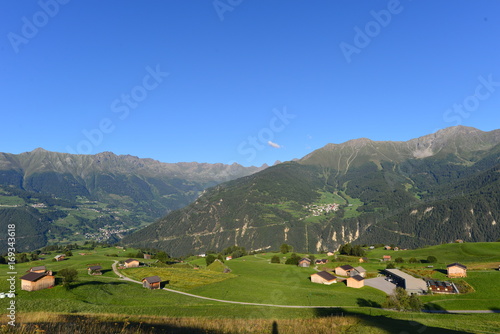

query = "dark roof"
[447,263,467,269]
[314,271,336,281]
[339,264,354,270]
[350,275,364,282]
[88,265,102,271]
[30,266,46,271]
[142,276,161,284]
[315,259,328,263]
[20,272,48,282]
[300,258,311,262]
[125,259,138,263]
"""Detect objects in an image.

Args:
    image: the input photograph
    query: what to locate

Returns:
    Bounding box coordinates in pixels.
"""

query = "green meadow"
[1,243,500,333]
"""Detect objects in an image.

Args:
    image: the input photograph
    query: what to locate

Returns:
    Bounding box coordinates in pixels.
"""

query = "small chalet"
[447,263,467,278]
[346,275,365,288]
[384,245,392,250]
[142,276,161,289]
[225,256,233,261]
[298,258,311,267]
[358,257,369,263]
[143,254,152,260]
[393,247,400,251]
[29,266,46,273]
[20,272,55,291]
[124,259,140,268]
[315,259,328,265]
[383,255,391,262]
[335,264,354,277]
[87,265,102,275]
[311,271,337,285]
[351,266,366,278]
[54,254,65,261]
[327,252,335,256]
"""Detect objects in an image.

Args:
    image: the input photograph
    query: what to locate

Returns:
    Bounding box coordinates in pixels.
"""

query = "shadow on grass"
[356,298,381,308]
[490,308,500,313]
[434,269,448,275]
[314,308,471,334]
[70,281,129,289]
[18,314,223,334]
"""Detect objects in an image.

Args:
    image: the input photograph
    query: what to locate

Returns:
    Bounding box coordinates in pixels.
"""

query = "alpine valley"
[0,149,265,252]
[121,126,500,256]
[2,126,500,256]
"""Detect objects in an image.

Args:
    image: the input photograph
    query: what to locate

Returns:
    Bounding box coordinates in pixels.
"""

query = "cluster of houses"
[296,256,368,289]
[306,255,471,295]
[19,258,163,292]
[305,203,340,216]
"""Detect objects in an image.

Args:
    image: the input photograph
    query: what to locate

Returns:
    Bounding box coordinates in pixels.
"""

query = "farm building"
[351,266,366,278]
[383,255,391,262]
[346,275,364,288]
[225,256,232,261]
[358,257,369,263]
[427,280,458,294]
[310,271,337,285]
[298,258,311,267]
[54,254,65,261]
[384,245,392,250]
[20,272,55,291]
[327,252,335,256]
[335,265,355,276]
[29,266,46,273]
[385,269,427,295]
[142,276,161,289]
[124,259,140,268]
[447,263,467,278]
[87,265,102,275]
[315,259,328,265]
[143,254,152,260]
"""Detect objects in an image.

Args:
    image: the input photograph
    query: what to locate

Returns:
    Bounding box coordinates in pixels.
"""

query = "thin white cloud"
[268,141,281,149]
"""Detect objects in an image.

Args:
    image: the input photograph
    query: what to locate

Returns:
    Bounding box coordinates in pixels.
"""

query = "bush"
[386,262,396,269]
[395,257,404,264]
[408,257,419,263]
[271,255,280,264]
[426,256,437,263]
[206,254,216,266]
[58,268,78,290]
[285,253,300,265]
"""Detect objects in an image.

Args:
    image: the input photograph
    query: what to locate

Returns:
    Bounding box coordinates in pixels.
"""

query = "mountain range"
[0,149,265,252]
[121,126,500,256]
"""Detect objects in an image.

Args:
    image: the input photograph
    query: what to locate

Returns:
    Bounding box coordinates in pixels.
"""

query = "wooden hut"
[447,263,467,278]
[142,276,161,289]
[20,272,55,291]
[124,259,140,268]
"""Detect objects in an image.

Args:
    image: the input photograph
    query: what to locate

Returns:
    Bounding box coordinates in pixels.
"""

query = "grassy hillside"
[1,243,500,332]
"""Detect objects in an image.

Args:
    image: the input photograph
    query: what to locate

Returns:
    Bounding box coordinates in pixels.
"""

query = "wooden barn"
[310,271,337,285]
[142,276,161,289]
[87,265,102,275]
[124,259,140,268]
[346,275,365,288]
[54,254,65,261]
[335,264,354,277]
[298,258,311,267]
[20,272,55,291]
[447,263,467,278]
[383,255,391,262]
[351,266,366,278]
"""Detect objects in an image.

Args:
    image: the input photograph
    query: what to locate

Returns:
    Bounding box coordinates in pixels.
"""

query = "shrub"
[426,256,437,263]
[271,255,281,264]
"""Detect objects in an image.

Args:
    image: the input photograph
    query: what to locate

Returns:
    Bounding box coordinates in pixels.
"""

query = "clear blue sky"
[1,1,499,167]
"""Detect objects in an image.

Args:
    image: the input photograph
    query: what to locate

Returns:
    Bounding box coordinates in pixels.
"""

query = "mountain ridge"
[121,126,500,256]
